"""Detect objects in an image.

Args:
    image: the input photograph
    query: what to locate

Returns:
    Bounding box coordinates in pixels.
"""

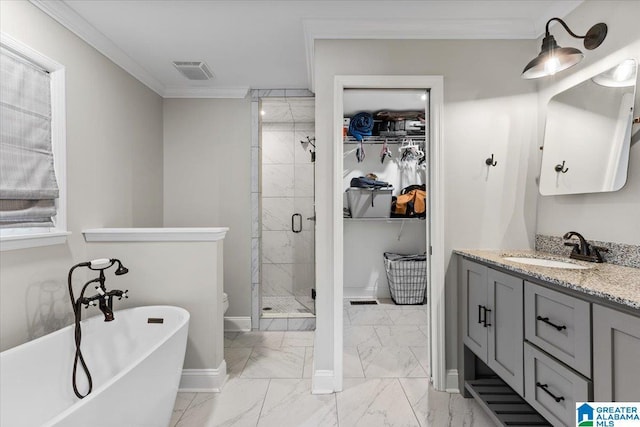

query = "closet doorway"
[342,88,430,379]
[258,96,316,330]
[325,76,445,393]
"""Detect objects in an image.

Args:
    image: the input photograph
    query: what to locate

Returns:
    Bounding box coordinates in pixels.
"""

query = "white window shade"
[0,46,59,228]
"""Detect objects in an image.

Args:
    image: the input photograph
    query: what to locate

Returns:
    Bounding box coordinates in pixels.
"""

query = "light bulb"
[420,93,427,101]
[544,56,561,76]
[260,110,265,116]
[613,60,634,82]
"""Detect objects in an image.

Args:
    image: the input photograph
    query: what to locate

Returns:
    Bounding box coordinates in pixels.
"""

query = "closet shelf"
[343,217,426,222]
[343,135,425,144]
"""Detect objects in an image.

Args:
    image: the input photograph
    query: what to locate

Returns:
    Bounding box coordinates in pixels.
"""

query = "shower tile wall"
[261,122,314,302]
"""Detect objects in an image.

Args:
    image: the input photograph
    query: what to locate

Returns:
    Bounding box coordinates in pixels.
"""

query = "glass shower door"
[292,125,316,314]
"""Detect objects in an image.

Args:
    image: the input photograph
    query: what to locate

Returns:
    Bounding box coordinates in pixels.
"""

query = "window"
[0,33,68,251]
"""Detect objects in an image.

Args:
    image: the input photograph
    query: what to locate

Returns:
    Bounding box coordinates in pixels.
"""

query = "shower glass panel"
[293,124,315,314]
[260,97,315,316]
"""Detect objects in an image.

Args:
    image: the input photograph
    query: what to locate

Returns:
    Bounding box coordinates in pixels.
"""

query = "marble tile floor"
[171,299,496,426]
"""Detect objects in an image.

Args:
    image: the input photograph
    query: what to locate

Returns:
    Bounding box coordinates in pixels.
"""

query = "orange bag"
[391,185,426,218]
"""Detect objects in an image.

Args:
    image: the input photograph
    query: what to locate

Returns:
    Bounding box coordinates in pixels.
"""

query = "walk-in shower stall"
[251,93,315,331]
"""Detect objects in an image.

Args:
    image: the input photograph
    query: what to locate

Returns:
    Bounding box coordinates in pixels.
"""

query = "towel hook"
[485,154,497,167]
[555,160,569,173]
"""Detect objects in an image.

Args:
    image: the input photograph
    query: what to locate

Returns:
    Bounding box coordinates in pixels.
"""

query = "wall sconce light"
[522,18,607,79]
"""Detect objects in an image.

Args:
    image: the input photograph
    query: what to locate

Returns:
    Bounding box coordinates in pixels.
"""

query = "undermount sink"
[502,257,591,270]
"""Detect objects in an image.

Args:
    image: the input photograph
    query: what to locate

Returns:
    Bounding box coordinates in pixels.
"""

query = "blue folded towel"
[348,112,374,141]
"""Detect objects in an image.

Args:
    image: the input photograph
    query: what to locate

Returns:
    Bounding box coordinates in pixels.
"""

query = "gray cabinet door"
[462,259,488,363]
[593,304,640,401]
[488,268,524,396]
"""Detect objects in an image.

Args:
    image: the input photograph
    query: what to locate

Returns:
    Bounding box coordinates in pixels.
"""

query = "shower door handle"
[291,213,302,233]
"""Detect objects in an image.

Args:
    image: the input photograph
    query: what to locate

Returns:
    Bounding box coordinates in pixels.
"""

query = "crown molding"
[30,0,165,96]
[163,86,249,99]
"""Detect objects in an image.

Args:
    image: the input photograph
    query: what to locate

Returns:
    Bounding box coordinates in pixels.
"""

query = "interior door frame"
[324,75,445,391]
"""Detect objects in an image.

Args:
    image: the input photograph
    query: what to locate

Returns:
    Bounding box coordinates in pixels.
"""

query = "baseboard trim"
[179,361,227,392]
[312,370,335,394]
[224,316,252,331]
[445,369,460,393]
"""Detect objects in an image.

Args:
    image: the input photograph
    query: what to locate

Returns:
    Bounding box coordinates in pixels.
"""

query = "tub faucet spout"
[99,296,114,322]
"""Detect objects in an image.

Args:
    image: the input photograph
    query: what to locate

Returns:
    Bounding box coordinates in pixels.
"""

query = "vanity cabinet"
[461,254,640,427]
[593,304,640,402]
[462,259,524,395]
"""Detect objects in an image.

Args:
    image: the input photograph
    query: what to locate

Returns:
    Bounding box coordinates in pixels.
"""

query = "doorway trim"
[321,75,445,392]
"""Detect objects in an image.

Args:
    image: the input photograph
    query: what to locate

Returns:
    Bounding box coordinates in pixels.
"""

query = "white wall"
[344,221,426,298]
[85,239,224,371]
[535,1,640,244]
[0,1,163,351]
[163,99,252,318]
[314,39,539,382]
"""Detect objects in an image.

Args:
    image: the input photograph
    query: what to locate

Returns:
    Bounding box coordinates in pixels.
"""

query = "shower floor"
[262,296,314,317]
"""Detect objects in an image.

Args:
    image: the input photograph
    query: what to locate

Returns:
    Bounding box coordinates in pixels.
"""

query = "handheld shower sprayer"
[67,257,129,399]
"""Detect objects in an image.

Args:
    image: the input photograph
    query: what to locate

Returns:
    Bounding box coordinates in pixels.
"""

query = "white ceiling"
[30,0,583,98]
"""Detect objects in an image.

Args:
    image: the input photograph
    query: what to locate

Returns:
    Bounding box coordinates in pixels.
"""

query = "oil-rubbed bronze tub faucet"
[67,258,129,399]
[563,231,608,263]
[72,259,129,321]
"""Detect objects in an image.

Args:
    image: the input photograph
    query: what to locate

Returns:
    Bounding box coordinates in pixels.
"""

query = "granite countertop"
[454,249,640,311]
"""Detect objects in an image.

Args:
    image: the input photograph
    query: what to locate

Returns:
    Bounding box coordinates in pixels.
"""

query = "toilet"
[223,292,229,314]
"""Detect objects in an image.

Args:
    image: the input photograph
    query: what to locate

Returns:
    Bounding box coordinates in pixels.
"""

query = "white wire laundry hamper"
[383,252,427,305]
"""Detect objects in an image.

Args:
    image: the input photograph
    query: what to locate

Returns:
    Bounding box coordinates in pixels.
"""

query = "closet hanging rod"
[343,141,419,145]
[344,137,426,144]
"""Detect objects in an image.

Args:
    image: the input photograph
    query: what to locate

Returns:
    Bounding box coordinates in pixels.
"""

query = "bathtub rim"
[1,305,189,427]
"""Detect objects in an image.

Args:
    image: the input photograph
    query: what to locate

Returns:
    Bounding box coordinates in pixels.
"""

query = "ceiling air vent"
[172,61,214,81]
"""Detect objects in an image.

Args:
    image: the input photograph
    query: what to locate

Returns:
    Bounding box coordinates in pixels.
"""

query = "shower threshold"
[259,296,315,330]
[262,312,315,319]
[259,311,316,331]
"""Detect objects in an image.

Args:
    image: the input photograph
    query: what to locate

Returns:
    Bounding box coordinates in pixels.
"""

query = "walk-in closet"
[342,89,430,378]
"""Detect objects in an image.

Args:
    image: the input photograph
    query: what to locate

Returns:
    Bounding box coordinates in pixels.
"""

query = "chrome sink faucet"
[563,231,608,263]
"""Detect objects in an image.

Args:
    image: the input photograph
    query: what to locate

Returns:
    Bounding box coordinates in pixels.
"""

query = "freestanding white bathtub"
[1,305,189,427]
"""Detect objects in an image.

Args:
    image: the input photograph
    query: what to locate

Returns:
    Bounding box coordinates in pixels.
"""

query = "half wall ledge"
[82,227,229,242]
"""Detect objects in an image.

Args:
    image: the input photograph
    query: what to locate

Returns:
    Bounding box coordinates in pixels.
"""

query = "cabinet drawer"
[524,342,591,427]
[524,282,591,377]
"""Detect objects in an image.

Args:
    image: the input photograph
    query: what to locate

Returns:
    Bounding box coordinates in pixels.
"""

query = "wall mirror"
[539,58,637,195]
